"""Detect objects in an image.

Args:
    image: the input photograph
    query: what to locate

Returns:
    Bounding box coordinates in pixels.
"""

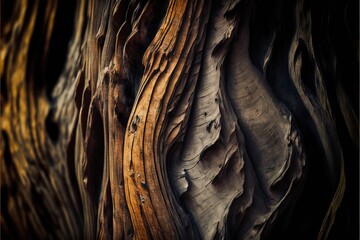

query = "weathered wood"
[1,0,358,239]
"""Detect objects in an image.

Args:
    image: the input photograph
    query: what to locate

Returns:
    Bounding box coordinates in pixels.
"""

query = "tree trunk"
[1,0,358,239]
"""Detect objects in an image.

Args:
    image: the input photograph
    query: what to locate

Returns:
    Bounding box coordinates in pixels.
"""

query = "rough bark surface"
[1,0,358,239]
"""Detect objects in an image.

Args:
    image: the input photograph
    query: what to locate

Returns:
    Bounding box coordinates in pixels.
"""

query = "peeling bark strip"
[1,0,358,239]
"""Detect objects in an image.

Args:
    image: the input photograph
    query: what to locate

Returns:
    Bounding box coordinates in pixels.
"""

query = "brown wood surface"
[1,0,358,239]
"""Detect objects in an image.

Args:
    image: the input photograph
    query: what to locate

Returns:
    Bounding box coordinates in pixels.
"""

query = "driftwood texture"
[1,0,358,239]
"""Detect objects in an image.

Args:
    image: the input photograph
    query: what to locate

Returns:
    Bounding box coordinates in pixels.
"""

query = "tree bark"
[1,0,358,239]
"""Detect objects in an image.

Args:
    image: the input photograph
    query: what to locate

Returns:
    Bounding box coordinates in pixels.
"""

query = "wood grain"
[1,0,358,239]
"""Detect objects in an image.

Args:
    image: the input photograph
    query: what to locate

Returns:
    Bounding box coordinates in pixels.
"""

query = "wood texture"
[1,0,358,239]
